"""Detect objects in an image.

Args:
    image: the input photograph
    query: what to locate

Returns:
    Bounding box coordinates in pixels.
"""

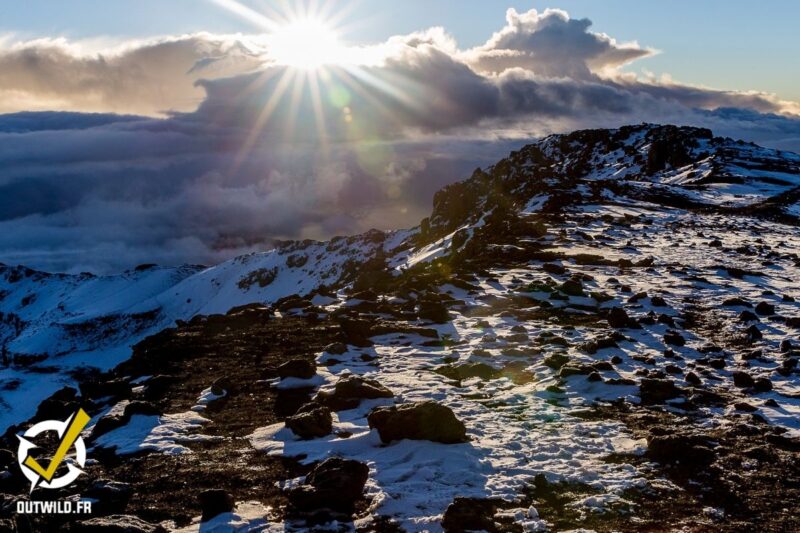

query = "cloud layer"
[0,7,799,273]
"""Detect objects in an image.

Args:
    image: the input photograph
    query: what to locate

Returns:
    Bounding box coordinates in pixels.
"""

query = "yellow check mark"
[23,408,90,482]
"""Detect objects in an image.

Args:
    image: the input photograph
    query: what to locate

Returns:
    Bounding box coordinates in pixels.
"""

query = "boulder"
[84,480,132,514]
[755,301,775,315]
[277,359,316,380]
[732,371,755,388]
[198,489,235,522]
[316,375,394,411]
[367,401,467,444]
[288,457,369,513]
[324,342,347,355]
[663,332,686,347]
[442,497,500,533]
[607,307,630,328]
[285,404,333,439]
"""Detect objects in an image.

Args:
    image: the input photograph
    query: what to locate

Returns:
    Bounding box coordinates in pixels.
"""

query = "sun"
[269,18,344,69]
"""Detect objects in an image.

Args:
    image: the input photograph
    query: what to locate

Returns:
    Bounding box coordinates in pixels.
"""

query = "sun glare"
[270,18,343,69]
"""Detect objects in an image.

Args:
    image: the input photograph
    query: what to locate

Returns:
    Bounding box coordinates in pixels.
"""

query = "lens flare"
[269,19,343,69]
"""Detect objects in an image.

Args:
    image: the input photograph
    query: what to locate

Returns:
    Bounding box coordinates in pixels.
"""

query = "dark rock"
[288,457,369,513]
[542,263,566,275]
[286,404,333,439]
[324,342,348,355]
[734,402,758,412]
[435,363,498,381]
[368,401,467,444]
[663,332,686,347]
[755,301,775,315]
[739,310,760,322]
[442,497,500,533]
[723,297,751,307]
[780,339,794,353]
[752,378,773,393]
[732,371,755,388]
[339,318,373,347]
[124,401,160,418]
[640,378,681,404]
[141,375,178,400]
[558,279,584,297]
[277,359,316,380]
[543,353,570,370]
[607,307,630,328]
[210,376,232,395]
[316,375,394,411]
[650,296,667,307]
[198,489,235,522]
[685,372,702,385]
[418,301,451,324]
[746,325,763,341]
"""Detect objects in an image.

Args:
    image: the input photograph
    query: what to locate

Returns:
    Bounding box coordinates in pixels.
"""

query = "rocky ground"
[0,125,799,532]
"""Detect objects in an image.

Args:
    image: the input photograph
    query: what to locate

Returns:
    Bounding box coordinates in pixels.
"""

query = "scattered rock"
[663,332,686,347]
[324,342,348,355]
[442,497,500,533]
[368,401,467,444]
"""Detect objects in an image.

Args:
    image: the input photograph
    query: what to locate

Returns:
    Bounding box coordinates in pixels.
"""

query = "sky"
[0,1,799,273]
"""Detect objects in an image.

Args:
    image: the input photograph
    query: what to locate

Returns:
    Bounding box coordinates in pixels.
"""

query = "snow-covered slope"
[1,124,798,433]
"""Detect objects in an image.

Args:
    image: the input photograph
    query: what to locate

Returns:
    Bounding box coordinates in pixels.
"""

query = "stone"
[442,497,500,533]
[285,404,333,439]
[288,457,369,513]
[607,307,630,328]
[71,515,167,533]
[755,301,775,315]
[198,489,235,522]
[640,378,681,404]
[324,342,348,355]
[368,401,467,444]
[277,359,316,380]
[663,332,686,347]
[316,375,394,411]
[732,371,755,388]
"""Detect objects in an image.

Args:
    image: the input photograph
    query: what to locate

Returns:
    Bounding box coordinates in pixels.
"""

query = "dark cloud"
[0,7,798,273]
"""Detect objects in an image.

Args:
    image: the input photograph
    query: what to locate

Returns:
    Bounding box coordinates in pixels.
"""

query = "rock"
[141,375,177,400]
[418,301,451,324]
[124,401,160,418]
[663,332,686,347]
[368,401,467,444]
[0,449,14,470]
[338,318,373,347]
[288,457,369,513]
[198,489,235,522]
[542,263,566,275]
[640,378,681,404]
[732,371,755,388]
[650,296,667,307]
[435,363,498,381]
[723,297,751,307]
[324,342,348,355]
[685,372,702,385]
[543,353,569,369]
[607,307,630,328]
[285,404,333,439]
[746,325,763,341]
[755,301,775,315]
[739,310,760,322]
[316,375,394,411]
[80,378,132,400]
[780,339,794,353]
[753,377,773,393]
[209,375,231,394]
[558,279,584,297]
[71,515,167,533]
[734,402,758,412]
[442,497,500,533]
[277,359,316,380]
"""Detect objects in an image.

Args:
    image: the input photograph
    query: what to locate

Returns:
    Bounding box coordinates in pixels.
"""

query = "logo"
[17,408,91,492]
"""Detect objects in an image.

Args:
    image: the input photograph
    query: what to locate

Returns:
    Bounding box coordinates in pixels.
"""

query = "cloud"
[0,34,266,116]
[0,7,798,273]
[463,8,654,79]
